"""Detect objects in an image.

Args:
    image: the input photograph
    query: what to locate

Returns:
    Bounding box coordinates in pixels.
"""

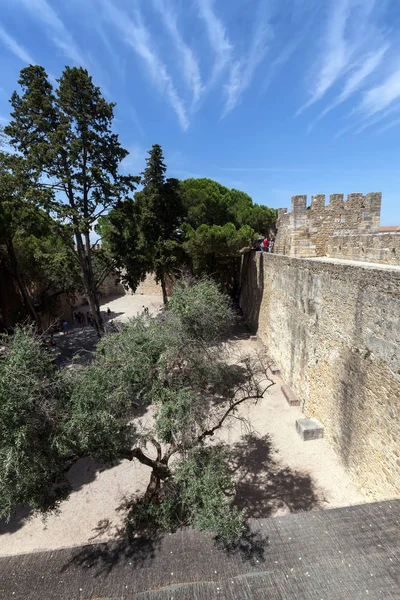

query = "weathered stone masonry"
[275,192,400,265]
[240,251,400,499]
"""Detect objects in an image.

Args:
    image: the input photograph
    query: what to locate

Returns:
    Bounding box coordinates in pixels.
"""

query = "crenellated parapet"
[274,192,399,264]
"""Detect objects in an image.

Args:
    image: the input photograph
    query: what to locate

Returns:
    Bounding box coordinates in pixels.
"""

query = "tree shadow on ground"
[0,457,119,537]
[53,316,125,365]
[0,505,31,535]
[53,327,99,365]
[216,523,269,565]
[61,534,162,576]
[220,323,254,342]
[232,434,321,517]
[58,436,318,574]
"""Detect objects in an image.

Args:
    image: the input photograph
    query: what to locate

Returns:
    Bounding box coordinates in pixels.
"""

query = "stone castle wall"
[275,192,400,265]
[240,251,400,499]
[134,273,163,295]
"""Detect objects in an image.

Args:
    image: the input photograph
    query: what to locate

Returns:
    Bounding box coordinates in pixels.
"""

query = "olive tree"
[0,279,273,544]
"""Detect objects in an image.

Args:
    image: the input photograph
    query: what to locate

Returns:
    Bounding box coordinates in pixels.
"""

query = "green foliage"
[74,278,267,544]
[61,361,134,463]
[62,315,174,460]
[12,215,80,301]
[101,145,183,302]
[4,65,138,331]
[100,169,276,300]
[246,204,277,236]
[168,277,233,341]
[124,446,245,545]
[182,222,254,273]
[96,199,148,293]
[0,246,271,546]
[174,447,245,544]
[180,178,235,228]
[5,66,136,220]
[179,178,276,294]
[0,329,70,520]
[0,148,80,321]
[141,143,167,188]
[180,177,276,235]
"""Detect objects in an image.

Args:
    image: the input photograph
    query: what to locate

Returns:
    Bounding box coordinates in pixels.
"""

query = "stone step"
[281,384,300,406]
[296,417,324,441]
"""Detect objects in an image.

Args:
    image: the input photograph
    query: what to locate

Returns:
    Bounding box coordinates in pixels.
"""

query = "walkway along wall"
[240,251,400,499]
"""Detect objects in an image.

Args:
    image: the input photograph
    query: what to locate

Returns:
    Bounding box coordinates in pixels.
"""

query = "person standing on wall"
[263,237,269,253]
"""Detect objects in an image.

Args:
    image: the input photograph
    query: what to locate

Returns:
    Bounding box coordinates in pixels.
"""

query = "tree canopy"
[180,177,276,234]
[99,144,183,304]
[1,65,277,332]
[4,65,138,333]
[101,168,276,300]
[0,150,80,325]
[179,178,276,296]
[0,279,273,544]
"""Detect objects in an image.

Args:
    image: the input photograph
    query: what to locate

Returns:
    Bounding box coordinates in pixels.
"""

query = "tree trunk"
[160,271,168,306]
[86,285,103,336]
[75,232,103,336]
[145,470,162,500]
[6,238,39,325]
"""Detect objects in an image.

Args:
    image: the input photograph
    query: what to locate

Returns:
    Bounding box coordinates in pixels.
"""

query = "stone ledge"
[296,418,324,441]
[281,384,300,406]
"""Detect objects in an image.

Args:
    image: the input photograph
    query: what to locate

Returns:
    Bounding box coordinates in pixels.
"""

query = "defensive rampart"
[240,251,400,499]
[275,192,400,265]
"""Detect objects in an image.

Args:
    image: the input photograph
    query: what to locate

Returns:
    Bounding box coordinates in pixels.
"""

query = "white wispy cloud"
[334,125,354,139]
[196,0,233,83]
[102,1,189,131]
[223,8,272,117]
[0,25,35,64]
[358,67,400,117]
[260,36,301,95]
[297,0,379,116]
[297,0,352,115]
[333,84,400,138]
[376,117,400,135]
[307,43,389,134]
[152,0,204,110]
[355,103,400,134]
[95,20,125,78]
[15,0,86,66]
[316,43,389,122]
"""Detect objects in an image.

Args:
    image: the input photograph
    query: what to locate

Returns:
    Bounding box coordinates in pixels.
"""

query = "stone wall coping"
[263,252,400,273]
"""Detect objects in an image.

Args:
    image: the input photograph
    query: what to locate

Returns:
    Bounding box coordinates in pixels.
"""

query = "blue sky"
[0,0,399,224]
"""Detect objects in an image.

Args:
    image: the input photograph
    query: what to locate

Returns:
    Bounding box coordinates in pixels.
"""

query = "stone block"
[281,385,300,406]
[296,418,324,441]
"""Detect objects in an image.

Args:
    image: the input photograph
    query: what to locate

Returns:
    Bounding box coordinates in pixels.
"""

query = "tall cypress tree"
[5,65,138,334]
[138,145,183,304]
[102,144,183,305]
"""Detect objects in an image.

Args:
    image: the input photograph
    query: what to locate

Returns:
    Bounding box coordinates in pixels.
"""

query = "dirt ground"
[0,293,366,556]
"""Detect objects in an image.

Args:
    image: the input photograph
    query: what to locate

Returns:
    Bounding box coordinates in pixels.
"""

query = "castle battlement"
[274,192,400,265]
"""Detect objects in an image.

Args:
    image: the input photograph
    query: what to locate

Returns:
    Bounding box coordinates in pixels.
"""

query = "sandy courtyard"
[0,293,367,556]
